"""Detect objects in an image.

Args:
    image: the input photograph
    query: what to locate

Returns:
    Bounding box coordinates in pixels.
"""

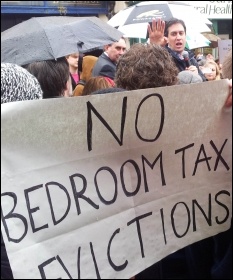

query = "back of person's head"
[91,87,125,95]
[1,63,43,104]
[164,18,186,37]
[177,71,202,85]
[24,57,70,99]
[115,43,178,90]
[82,76,115,96]
[222,48,232,79]
[73,55,98,96]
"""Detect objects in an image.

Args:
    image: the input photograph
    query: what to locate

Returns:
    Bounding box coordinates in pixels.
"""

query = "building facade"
[1,1,123,31]
[186,1,232,38]
[185,1,232,59]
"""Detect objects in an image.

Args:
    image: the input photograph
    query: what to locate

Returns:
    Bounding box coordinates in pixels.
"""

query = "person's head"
[91,87,125,95]
[202,60,221,81]
[1,63,43,104]
[222,48,232,79]
[82,76,115,96]
[104,38,127,63]
[177,71,202,85]
[24,57,70,98]
[66,52,79,73]
[115,43,178,90]
[164,18,187,54]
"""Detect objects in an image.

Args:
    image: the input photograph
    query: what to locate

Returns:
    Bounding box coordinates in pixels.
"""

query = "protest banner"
[1,80,232,279]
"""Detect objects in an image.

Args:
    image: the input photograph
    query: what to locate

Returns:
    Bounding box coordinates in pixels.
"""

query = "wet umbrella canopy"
[1,16,123,66]
[108,1,212,42]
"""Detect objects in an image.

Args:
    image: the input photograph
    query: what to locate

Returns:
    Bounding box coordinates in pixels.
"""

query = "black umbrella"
[1,16,123,66]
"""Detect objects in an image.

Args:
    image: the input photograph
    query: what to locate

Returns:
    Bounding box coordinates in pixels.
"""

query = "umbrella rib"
[40,25,57,60]
[1,16,124,65]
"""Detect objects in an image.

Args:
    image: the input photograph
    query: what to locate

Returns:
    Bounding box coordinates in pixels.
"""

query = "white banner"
[1,80,232,279]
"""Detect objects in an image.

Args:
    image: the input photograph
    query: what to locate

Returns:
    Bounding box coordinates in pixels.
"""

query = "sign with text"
[1,80,232,279]
[218,39,232,64]
[186,1,232,19]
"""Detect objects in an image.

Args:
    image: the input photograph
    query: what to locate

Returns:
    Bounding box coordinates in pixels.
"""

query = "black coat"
[92,53,116,80]
[165,46,207,82]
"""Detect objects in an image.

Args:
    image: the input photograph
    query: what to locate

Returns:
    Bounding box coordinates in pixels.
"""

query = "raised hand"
[148,18,168,46]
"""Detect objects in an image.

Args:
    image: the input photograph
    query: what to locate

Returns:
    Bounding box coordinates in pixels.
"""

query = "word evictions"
[1,93,231,244]
[37,189,230,279]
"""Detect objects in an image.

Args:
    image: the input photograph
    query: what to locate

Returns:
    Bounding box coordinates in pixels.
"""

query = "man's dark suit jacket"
[92,53,116,80]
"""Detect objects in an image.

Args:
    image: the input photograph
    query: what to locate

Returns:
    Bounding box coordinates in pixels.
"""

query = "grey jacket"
[92,53,116,80]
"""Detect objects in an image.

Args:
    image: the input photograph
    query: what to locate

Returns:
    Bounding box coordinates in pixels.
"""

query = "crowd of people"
[1,18,231,101]
[1,16,232,279]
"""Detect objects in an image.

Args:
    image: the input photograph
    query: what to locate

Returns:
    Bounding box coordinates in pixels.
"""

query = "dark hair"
[164,18,186,37]
[24,57,69,99]
[115,43,178,90]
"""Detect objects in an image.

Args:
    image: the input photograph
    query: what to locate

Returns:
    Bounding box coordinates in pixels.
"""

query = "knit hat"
[1,63,43,104]
[177,71,202,85]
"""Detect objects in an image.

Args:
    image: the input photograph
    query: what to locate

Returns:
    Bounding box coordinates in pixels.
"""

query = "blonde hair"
[203,60,221,80]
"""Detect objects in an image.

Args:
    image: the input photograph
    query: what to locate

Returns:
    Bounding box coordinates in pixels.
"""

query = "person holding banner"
[1,49,231,279]
[114,41,232,280]
[183,49,232,279]
[1,62,44,279]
